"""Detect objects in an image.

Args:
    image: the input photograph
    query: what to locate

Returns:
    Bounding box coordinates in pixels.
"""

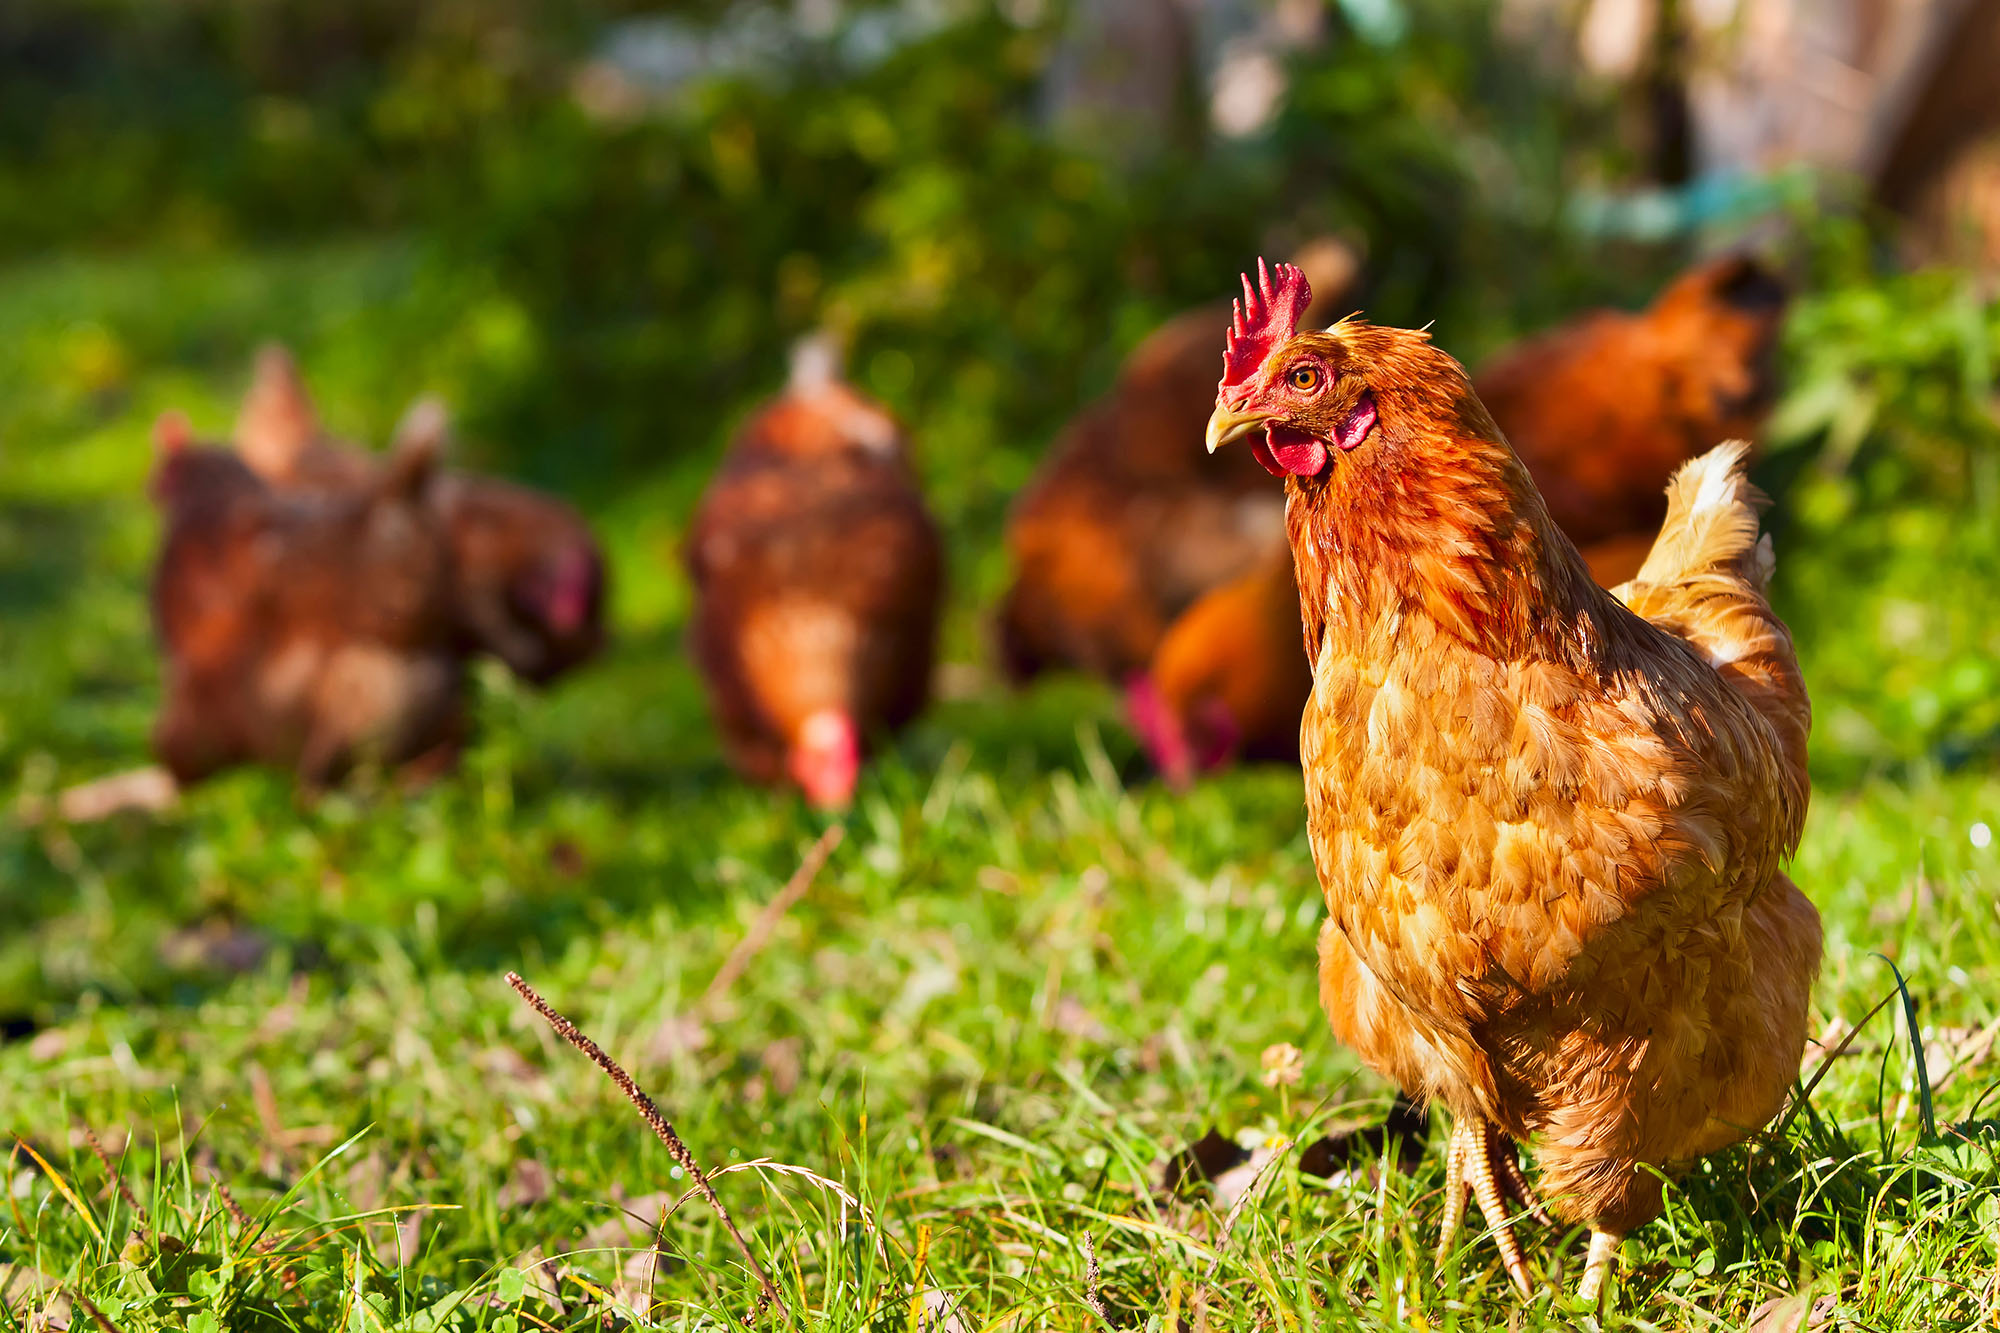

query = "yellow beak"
[1205,403,1274,454]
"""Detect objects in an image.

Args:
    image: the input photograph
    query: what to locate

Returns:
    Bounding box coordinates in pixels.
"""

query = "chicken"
[1125,254,1787,780]
[234,347,607,685]
[1475,253,1787,562]
[997,239,1358,682]
[684,341,944,809]
[1124,543,1310,786]
[149,412,465,789]
[1203,261,1820,1302]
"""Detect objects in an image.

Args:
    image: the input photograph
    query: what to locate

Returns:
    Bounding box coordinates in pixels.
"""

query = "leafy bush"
[1766,217,2000,782]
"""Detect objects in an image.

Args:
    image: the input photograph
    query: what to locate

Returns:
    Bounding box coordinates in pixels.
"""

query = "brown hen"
[149,414,465,789]
[1124,543,1311,786]
[1204,262,1820,1302]
[234,347,607,685]
[1476,254,1787,562]
[684,342,944,809]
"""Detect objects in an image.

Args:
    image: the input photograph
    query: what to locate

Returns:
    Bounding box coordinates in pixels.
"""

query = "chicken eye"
[1287,364,1321,392]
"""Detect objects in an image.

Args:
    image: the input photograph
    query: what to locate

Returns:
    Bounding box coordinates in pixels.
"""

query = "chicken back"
[684,348,944,809]
[1205,261,1820,1302]
[1476,254,1787,554]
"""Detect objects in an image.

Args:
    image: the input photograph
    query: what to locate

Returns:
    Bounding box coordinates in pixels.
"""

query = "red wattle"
[1259,424,1330,477]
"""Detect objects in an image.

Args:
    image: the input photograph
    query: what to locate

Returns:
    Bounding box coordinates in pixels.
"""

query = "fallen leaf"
[914,1287,971,1333]
[579,1191,674,1253]
[1745,1291,1836,1333]
[50,766,178,823]
[0,1264,67,1328]
[515,1247,566,1315]
[499,1157,551,1210]
[376,1210,424,1269]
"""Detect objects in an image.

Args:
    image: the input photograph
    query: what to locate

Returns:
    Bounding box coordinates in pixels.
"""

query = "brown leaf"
[499,1157,551,1210]
[513,1247,566,1315]
[914,1287,971,1333]
[1746,1292,1836,1333]
[579,1192,674,1253]
[760,1036,803,1097]
[0,1264,67,1328]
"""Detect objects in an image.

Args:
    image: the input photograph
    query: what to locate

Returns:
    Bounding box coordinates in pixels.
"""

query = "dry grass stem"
[701,825,844,1013]
[78,1125,146,1236]
[69,1290,124,1333]
[506,970,788,1327]
[211,1173,255,1236]
[1081,1230,1107,1322]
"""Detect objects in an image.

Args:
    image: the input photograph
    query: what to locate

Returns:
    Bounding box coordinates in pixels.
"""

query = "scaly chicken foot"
[1491,1137,1554,1227]
[1434,1117,1535,1298]
[1576,1229,1621,1305]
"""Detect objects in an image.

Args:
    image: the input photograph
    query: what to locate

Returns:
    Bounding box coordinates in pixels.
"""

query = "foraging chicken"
[234,347,606,684]
[149,413,465,788]
[997,239,1358,682]
[1125,254,1787,780]
[1124,543,1310,787]
[1203,261,1820,1301]
[684,341,943,809]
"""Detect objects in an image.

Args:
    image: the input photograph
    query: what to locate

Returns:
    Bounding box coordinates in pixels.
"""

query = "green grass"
[2,244,1998,1331]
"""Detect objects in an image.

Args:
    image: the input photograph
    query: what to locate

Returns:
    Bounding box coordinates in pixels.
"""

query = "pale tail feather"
[1621,440,1767,593]
[1615,442,1811,850]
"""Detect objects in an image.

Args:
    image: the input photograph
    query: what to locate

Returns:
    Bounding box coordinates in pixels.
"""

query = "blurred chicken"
[1477,253,1787,565]
[234,347,606,685]
[1126,254,1786,780]
[1124,545,1310,787]
[1205,260,1819,1301]
[997,238,1359,682]
[684,339,944,809]
[149,413,465,789]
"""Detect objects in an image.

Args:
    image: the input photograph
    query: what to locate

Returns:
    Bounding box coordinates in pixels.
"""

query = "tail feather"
[1622,440,1767,592]
[1616,442,1810,843]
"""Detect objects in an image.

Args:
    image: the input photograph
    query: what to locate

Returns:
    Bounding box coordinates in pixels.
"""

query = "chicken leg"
[1435,1117,1534,1298]
[1576,1229,1620,1304]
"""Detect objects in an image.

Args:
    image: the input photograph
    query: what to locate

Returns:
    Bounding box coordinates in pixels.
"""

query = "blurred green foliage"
[1766,218,2000,784]
[1,0,1636,498]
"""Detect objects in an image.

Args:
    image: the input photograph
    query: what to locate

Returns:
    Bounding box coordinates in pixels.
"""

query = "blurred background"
[2,0,1999,1014]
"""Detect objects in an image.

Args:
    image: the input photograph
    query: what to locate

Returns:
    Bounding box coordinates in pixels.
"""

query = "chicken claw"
[1435,1117,1535,1298]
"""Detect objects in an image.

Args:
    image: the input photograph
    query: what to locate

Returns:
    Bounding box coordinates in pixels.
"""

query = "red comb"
[1221,259,1312,388]
[153,411,193,456]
